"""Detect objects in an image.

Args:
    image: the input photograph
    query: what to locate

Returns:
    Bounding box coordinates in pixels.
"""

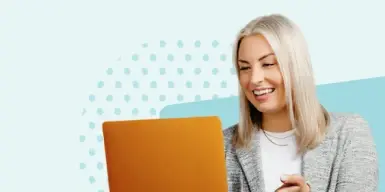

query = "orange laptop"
[102,116,228,192]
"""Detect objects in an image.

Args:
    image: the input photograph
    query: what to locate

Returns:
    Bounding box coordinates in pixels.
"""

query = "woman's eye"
[263,63,275,67]
[239,66,250,70]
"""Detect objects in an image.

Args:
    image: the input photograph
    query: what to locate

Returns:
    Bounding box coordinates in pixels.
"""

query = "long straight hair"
[232,14,329,153]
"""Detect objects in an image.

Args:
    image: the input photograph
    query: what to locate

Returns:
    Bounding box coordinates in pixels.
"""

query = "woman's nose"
[250,67,264,84]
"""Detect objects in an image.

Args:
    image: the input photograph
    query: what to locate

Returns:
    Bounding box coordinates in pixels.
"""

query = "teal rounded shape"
[158,76,385,192]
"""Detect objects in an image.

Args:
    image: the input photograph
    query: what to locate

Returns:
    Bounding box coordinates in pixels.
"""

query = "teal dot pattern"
[81,40,238,191]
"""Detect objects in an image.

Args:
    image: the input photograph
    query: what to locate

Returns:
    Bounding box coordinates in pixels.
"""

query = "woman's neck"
[262,110,292,133]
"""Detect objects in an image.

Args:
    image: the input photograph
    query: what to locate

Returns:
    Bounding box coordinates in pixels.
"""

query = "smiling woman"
[237,37,286,118]
[224,14,378,192]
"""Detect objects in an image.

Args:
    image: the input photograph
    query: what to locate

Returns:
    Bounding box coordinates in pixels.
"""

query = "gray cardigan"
[223,113,378,192]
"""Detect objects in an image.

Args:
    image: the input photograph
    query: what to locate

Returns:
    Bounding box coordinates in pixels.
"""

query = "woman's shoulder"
[222,124,238,151]
[223,124,237,137]
[326,112,376,150]
[328,112,372,135]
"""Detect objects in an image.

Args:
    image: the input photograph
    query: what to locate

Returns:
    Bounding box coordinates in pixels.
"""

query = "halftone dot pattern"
[89,122,95,129]
[177,40,184,48]
[212,68,219,75]
[97,81,104,88]
[131,54,139,61]
[89,95,95,102]
[132,81,139,88]
[167,54,174,61]
[142,68,148,75]
[115,81,122,88]
[159,68,166,75]
[203,54,209,61]
[97,162,104,170]
[81,39,239,191]
[80,162,86,169]
[106,95,113,102]
[150,81,156,88]
[194,40,201,47]
[106,68,113,75]
[220,53,227,61]
[186,81,192,88]
[150,54,157,61]
[79,135,86,142]
[97,135,103,142]
[185,54,192,61]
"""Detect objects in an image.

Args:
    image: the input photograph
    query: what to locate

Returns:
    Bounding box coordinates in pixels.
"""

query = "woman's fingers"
[280,174,306,187]
[276,174,310,192]
[276,186,301,192]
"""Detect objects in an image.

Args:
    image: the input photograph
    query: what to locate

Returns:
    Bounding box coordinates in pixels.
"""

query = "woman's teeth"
[253,88,275,96]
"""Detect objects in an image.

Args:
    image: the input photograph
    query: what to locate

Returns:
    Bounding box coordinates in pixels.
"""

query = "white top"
[258,129,302,192]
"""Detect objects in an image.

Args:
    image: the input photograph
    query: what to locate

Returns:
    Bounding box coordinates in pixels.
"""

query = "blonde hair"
[233,14,329,153]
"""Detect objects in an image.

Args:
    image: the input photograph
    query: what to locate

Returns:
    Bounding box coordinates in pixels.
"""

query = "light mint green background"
[1,0,385,191]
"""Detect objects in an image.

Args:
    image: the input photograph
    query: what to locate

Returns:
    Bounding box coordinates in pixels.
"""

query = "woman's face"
[237,34,287,114]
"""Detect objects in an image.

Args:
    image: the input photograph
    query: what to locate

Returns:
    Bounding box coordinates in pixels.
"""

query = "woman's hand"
[275,174,310,192]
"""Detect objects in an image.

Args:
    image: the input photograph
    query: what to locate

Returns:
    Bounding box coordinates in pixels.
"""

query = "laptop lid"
[102,116,228,192]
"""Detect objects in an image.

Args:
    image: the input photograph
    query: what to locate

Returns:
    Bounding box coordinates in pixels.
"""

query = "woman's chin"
[255,103,283,114]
